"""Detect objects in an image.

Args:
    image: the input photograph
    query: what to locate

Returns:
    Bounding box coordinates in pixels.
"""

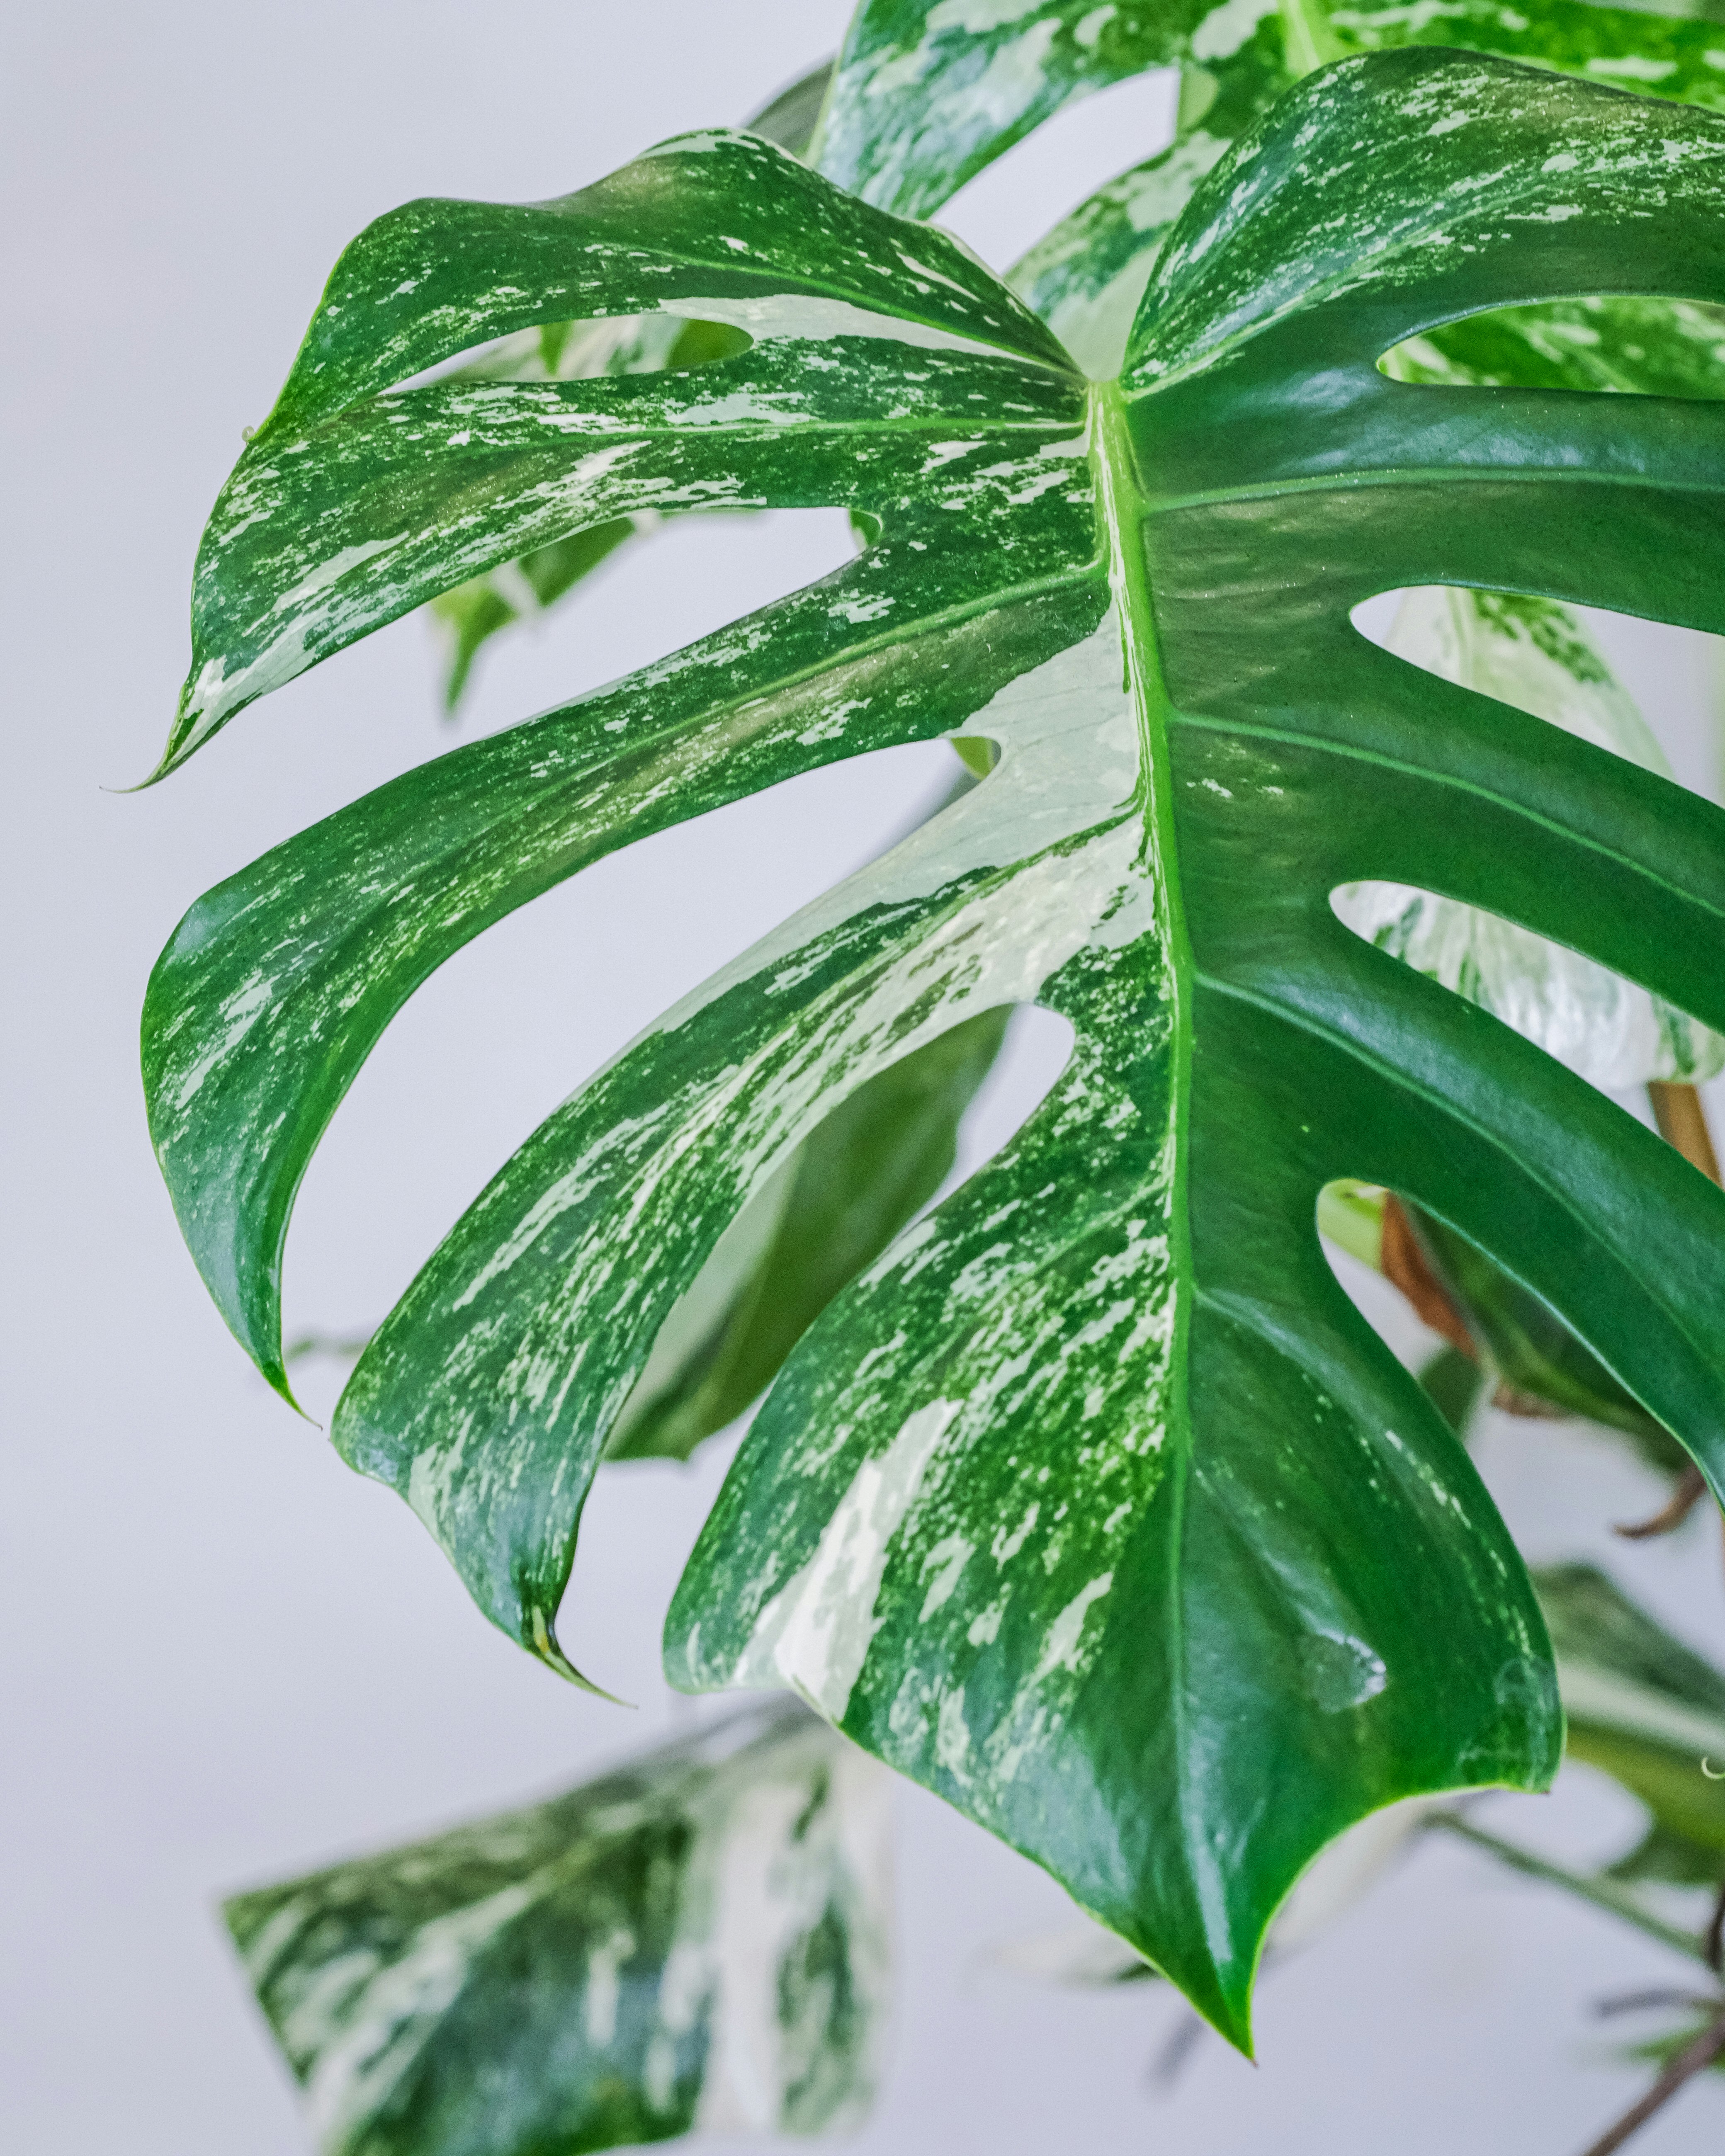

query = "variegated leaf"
[148,55,1725,2042]
[428,65,833,707]
[820,1,1725,379]
[1004,1564,1725,1979]
[225,1699,891,2156]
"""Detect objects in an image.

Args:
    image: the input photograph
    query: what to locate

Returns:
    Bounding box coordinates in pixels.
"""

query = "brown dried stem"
[1647,1080,1723,1184]
[1378,1194,1475,1352]
[1614,1464,1709,1541]
[1573,2004,1725,2156]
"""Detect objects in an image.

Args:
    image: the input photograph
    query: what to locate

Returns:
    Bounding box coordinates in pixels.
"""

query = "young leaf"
[147,54,1725,2042]
[223,1699,891,2155]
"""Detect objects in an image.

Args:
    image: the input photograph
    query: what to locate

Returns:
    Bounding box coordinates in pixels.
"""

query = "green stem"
[1279,0,1346,75]
[1428,1812,1710,1965]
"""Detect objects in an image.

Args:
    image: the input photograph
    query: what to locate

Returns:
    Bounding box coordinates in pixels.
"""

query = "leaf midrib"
[1090,378,1217,1947]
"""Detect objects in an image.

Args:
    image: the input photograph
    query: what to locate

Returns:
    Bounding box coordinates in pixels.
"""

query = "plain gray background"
[6,5,1725,2149]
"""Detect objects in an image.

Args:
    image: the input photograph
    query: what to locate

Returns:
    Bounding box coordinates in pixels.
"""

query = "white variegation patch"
[731,1398,962,1718]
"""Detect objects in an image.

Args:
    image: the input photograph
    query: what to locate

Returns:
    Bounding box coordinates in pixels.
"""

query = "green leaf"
[429,518,636,710]
[1535,1564,1725,1882]
[153,128,1068,777]
[1387,291,1725,401]
[822,0,1725,224]
[223,1698,891,2155]
[1416,1343,1486,1440]
[1336,586,1725,1091]
[149,54,1725,2043]
[749,61,838,158]
[424,64,838,707]
[1409,1207,1696,1476]
[814,0,1205,217]
[820,2,1725,378]
[428,3,1725,694]
[1324,1180,1697,1463]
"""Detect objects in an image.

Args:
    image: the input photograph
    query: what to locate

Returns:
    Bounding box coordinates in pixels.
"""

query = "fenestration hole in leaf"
[1329,874,1724,1091]
[391,313,753,399]
[1336,585,1725,1091]
[1378,293,1725,396]
[606,1002,1075,1464]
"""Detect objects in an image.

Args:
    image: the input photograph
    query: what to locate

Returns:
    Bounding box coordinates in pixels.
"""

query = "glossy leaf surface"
[148,55,1725,2040]
[822,0,1725,376]
[224,1700,890,2155]
[1335,586,1725,1091]
[427,68,833,707]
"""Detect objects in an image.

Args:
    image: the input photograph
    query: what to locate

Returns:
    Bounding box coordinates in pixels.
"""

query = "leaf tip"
[527,1605,632,1707]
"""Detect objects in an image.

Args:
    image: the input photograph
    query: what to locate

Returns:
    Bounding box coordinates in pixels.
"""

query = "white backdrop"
[5,6,1725,2150]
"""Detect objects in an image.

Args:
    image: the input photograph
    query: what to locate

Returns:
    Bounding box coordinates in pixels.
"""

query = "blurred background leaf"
[609,1001,1009,1462]
[224,1698,891,2156]
[1535,1564,1725,1889]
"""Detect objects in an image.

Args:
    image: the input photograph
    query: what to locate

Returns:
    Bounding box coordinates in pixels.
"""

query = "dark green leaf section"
[151,54,1725,2047]
[1536,1564,1725,1884]
[1410,1207,1695,1478]
[224,1698,890,2155]
[1416,1342,1486,1440]
[611,1004,1010,1462]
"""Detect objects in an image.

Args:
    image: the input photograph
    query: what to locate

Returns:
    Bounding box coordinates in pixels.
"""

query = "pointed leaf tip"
[528,1605,633,1707]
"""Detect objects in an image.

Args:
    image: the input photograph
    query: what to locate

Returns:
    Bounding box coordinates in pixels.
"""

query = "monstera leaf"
[433,0,1725,688]
[225,1700,891,2155]
[427,63,833,708]
[821,0,1725,374]
[1336,585,1725,1091]
[146,52,1725,2042]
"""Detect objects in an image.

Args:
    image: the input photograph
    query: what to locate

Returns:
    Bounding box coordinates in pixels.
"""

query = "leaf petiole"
[1426,1811,1712,1966]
